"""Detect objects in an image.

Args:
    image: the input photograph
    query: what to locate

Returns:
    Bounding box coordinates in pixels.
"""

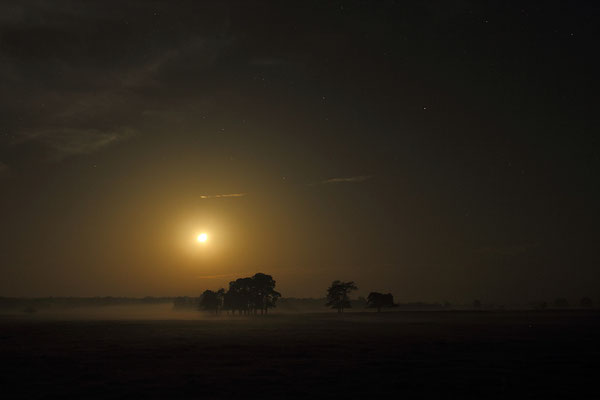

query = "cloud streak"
[199,193,247,199]
[21,127,136,159]
[319,175,372,185]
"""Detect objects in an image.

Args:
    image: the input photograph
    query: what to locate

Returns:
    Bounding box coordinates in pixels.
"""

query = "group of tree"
[325,280,397,313]
[199,273,281,315]
[538,297,595,309]
[196,277,597,315]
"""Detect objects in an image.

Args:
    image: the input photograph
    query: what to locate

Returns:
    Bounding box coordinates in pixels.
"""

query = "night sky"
[0,1,598,302]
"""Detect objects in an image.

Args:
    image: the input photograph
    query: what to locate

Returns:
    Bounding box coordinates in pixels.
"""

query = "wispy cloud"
[0,3,233,164]
[319,175,372,185]
[21,127,136,160]
[199,193,247,199]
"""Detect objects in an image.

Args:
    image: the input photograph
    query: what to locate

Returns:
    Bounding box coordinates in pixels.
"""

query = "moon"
[197,233,208,243]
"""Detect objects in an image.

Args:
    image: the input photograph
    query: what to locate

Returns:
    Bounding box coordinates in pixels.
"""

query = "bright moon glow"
[197,233,208,243]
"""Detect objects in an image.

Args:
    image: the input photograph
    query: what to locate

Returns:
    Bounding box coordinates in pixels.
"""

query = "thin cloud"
[199,193,247,199]
[320,175,372,184]
[21,127,136,160]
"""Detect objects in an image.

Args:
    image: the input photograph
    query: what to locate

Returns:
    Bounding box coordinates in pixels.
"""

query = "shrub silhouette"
[326,280,357,313]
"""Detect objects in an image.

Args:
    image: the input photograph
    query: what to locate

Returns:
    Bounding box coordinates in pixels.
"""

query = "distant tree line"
[324,282,598,313]
[533,297,595,310]
[174,277,598,314]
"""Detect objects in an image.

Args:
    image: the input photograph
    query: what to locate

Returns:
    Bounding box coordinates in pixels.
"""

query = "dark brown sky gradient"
[0,1,598,302]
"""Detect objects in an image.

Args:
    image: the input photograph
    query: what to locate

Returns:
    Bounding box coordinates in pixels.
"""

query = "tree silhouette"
[223,287,236,315]
[366,292,396,312]
[221,273,281,315]
[326,280,358,313]
[199,289,223,314]
[226,278,251,315]
[473,299,482,309]
[216,288,225,313]
[249,273,281,314]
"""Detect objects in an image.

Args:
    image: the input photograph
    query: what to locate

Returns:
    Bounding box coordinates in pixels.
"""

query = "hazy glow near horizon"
[197,233,208,243]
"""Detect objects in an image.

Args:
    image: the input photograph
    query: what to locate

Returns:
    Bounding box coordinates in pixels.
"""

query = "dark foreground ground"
[1,310,598,399]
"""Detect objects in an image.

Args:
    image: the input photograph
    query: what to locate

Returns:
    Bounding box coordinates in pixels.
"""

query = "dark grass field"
[1,310,598,399]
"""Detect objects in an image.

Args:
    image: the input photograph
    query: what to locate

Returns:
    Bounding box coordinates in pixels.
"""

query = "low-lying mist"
[0,304,204,320]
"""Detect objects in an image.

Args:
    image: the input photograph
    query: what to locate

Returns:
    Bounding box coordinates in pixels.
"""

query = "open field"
[1,310,598,398]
